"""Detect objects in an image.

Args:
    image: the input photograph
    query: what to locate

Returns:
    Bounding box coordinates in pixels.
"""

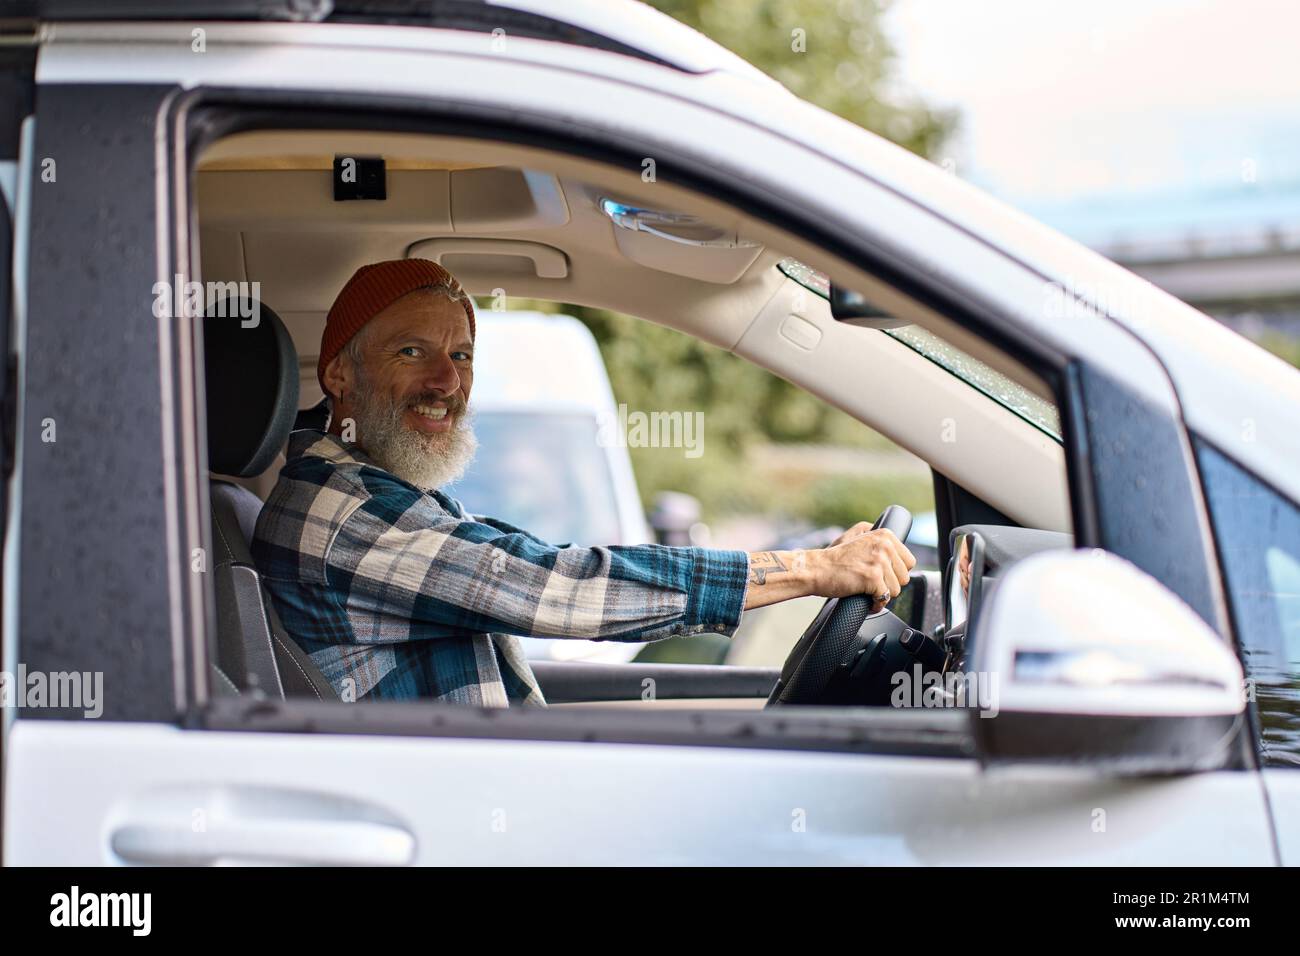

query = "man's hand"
[811,527,915,610]
[828,520,880,549]
[742,526,916,612]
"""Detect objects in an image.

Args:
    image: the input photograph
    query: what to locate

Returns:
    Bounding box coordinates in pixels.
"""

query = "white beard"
[348,384,478,493]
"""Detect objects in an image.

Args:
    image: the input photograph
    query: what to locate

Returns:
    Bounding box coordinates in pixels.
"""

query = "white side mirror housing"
[970,549,1245,770]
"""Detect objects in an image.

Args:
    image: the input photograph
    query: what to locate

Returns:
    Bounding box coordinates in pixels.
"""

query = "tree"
[646,0,954,158]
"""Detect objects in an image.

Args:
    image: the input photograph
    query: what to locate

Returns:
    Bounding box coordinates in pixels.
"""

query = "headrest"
[205,296,300,477]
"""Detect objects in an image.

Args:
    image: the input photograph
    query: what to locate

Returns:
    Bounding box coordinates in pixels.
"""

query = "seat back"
[205,296,337,701]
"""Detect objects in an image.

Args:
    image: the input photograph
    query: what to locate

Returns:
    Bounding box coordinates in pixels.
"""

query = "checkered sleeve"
[325,484,750,643]
[465,512,568,549]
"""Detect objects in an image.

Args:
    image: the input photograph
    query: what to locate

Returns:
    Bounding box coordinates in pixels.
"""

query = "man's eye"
[398,346,422,358]
[452,351,473,362]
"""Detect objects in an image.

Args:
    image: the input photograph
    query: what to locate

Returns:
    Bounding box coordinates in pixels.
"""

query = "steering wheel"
[766,505,918,707]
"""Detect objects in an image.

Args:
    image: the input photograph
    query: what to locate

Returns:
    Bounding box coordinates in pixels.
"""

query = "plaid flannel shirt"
[251,430,750,707]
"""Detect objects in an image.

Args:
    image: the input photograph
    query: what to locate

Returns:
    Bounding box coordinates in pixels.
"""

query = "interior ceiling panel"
[198,167,570,231]
[236,230,426,312]
[198,228,247,285]
[195,160,774,322]
[197,170,454,229]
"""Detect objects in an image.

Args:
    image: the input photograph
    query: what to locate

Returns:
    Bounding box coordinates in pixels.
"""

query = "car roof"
[7,0,779,84]
[482,0,776,81]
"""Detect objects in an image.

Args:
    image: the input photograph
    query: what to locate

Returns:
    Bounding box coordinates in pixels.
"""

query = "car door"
[2,17,1279,866]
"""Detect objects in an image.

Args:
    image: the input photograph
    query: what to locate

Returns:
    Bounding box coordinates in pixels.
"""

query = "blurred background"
[458,0,1300,662]
[888,0,1300,366]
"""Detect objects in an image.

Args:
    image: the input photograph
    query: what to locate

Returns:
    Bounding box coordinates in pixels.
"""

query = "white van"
[4,1,1298,870]
[449,311,652,663]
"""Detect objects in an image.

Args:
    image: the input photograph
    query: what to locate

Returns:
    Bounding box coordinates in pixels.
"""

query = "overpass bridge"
[1030,183,1300,349]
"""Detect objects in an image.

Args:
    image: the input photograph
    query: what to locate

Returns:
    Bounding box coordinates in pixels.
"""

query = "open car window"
[188,117,1066,719]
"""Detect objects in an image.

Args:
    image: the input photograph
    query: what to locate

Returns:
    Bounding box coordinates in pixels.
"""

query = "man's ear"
[322,352,351,405]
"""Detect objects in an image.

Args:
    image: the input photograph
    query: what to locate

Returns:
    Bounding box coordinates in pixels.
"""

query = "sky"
[884,0,1300,222]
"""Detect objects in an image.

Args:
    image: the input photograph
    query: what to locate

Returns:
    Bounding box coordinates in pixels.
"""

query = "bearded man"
[252,258,914,706]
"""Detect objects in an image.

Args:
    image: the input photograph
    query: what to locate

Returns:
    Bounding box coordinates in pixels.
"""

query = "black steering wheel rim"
[766,505,913,707]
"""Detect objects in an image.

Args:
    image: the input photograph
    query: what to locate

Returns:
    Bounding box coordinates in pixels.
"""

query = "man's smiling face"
[325,288,479,490]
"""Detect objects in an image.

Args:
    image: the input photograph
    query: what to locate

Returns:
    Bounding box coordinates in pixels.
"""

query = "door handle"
[111,819,415,866]
[110,786,417,866]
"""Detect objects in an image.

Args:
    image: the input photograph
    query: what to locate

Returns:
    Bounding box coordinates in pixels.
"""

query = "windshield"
[451,411,625,546]
[778,258,1062,440]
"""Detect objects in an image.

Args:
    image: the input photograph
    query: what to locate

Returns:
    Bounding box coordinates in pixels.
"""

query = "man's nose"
[420,351,462,394]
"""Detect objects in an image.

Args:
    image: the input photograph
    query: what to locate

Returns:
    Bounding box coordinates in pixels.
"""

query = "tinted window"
[452,411,624,546]
[1197,442,1300,767]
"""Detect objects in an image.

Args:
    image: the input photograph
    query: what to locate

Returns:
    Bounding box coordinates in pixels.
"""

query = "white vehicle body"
[1,1,1296,866]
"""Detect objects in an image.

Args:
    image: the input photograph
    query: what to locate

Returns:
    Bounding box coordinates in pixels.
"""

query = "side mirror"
[969,550,1244,772]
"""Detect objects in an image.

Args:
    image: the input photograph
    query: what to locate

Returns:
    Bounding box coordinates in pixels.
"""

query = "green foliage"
[1257,331,1300,369]
[646,0,955,158]
[804,472,934,530]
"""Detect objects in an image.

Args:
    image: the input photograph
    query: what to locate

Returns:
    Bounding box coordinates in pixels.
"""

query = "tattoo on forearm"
[749,551,788,586]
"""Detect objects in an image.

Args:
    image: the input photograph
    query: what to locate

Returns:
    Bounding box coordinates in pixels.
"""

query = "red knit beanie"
[318,258,476,393]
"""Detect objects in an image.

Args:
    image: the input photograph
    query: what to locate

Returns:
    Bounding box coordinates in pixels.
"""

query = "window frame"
[165,87,1234,761]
